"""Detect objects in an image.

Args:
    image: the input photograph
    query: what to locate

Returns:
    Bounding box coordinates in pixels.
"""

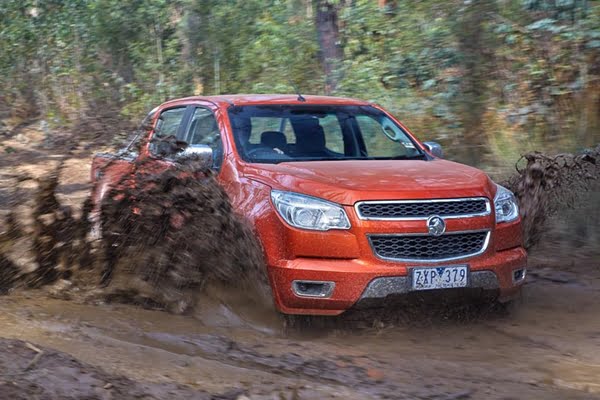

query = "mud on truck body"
[91,95,527,316]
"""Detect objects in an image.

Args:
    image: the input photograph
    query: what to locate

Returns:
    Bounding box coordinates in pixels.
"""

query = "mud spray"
[0,145,599,315]
[0,154,269,314]
[503,145,600,250]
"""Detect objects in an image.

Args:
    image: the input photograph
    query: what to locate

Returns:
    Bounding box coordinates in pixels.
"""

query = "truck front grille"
[369,231,490,262]
[356,198,490,220]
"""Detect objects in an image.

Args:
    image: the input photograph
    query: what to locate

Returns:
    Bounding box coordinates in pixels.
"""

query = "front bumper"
[268,246,527,315]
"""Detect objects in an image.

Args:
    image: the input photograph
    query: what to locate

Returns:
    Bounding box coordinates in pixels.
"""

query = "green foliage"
[0,0,597,166]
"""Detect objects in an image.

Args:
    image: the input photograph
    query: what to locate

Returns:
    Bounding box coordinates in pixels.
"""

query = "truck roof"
[159,94,372,108]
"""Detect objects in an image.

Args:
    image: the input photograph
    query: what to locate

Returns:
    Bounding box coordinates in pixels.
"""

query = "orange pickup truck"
[91,94,526,316]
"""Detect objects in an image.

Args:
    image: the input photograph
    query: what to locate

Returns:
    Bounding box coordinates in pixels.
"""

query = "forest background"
[0,0,598,169]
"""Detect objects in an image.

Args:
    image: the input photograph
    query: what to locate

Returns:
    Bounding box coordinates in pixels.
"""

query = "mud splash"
[1,145,599,314]
[0,154,269,314]
[504,145,600,249]
[99,155,269,313]
[0,168,91,289]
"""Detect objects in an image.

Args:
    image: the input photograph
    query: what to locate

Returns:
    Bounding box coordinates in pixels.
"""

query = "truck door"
[140,105,193,176]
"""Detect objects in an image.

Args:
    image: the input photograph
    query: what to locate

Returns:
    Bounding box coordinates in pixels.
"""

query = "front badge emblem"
[427,215,446,237]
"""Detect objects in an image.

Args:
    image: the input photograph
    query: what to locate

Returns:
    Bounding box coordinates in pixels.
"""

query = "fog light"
[513,268,526,283]
[292,280,335,298]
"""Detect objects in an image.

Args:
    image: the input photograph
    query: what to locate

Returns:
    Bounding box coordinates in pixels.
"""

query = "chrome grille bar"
[355,198,491,220]
[368,230,491,263]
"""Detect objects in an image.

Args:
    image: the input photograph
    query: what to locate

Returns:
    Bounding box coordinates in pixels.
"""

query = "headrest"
[294,119,326,154]
[261,131,287,150]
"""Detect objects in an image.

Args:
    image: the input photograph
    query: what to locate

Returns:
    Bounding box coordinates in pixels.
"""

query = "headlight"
[271,190,351,231]
[494,184,519,223]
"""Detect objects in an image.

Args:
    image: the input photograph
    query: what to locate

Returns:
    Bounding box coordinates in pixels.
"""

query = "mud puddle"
[2,263,600,399]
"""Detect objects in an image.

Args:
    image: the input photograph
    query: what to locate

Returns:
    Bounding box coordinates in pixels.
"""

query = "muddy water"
[1,262,600,399]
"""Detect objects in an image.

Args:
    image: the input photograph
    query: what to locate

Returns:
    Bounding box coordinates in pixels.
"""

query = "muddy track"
[1,272,599,399]
[0,339,218,400]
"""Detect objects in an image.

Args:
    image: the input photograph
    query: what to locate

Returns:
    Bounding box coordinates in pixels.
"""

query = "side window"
[355,115,414,157]
[155,107,186,138]
[185,107,223,169]
[150,107,187,157]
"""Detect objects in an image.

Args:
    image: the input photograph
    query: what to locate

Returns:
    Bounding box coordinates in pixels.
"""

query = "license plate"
[412,265,469,291]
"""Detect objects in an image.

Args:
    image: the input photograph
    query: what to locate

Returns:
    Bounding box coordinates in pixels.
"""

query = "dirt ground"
[1,122,600,399]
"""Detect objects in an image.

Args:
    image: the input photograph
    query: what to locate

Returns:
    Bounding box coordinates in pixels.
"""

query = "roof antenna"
[288,79,306,102]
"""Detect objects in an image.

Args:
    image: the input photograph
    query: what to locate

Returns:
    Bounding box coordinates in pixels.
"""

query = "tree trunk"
[314,0,343,94]
[455,0,497,166]
[179,5,201,68]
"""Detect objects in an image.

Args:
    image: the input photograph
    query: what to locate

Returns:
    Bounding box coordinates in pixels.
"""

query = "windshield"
[228,105,426,164]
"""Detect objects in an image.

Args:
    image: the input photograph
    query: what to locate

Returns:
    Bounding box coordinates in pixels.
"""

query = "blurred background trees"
[0,0,598,167]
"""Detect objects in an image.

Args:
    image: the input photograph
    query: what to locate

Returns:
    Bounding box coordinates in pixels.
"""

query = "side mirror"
[175,144,213,168]
[423,141,443,158]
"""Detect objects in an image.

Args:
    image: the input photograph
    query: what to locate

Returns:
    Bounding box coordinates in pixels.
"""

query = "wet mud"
[99,155,269,313]
[504,145,600,249]
[0,339,219,400]
[1,270,600,399]
[0,154,269,314]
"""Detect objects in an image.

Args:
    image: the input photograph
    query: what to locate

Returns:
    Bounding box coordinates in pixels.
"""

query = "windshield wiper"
[388,154,427,160]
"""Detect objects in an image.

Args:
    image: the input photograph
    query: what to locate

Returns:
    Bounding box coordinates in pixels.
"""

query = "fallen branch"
[24,342,44,371]
[0,342,45,378]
